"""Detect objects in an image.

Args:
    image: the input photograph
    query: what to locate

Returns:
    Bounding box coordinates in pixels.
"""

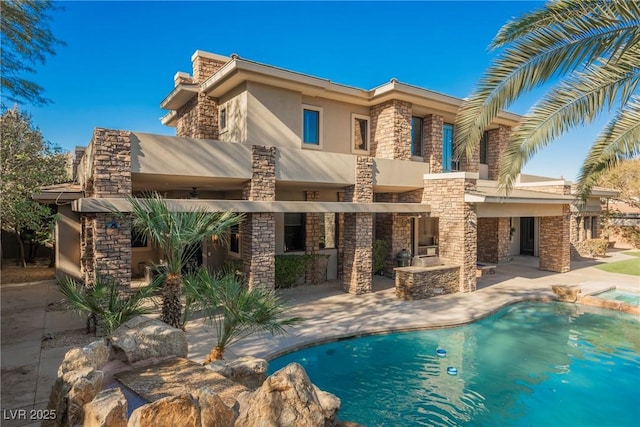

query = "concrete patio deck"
[1,251,638,426]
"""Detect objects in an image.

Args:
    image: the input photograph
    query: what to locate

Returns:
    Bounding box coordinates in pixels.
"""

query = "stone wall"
[487,125,511,181]
[343,157,373,294]
[80,129,132,286]
[539,206,571,273]
[395,265,461,300]
[570,210,602,258]
[423,174,477,292]
[305,191,321,283]
[424,114,444,173]
[477,217,511,263]
[370,100,412,160]
[242,146,276,289]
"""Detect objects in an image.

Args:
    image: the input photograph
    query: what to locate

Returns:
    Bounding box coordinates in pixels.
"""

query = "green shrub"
[584,238,609,257]
[372,239,389,274]
[275,255,307,288]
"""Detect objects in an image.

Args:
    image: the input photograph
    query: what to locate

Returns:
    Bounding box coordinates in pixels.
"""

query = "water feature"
[269,302,640,426]
[594,289,640,306]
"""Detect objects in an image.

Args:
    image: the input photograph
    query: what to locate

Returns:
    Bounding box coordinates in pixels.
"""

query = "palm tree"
[128,192,243,329]
[455,0,640,199]
[183,267,301,362]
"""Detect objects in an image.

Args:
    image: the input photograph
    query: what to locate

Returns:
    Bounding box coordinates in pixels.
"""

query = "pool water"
[595,289,640,306]
[269,302,640,426]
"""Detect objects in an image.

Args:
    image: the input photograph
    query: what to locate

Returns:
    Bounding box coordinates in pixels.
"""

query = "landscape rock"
[109,316,187,364]
[552,285,581,302]
[83,387,127,427]
[206,356,268,390]
[58,340,110,377]
[313,385,341,425]
[235,362,328,427]
[193,387,236,427]
[44,367,104,427]
[127,394,200,427]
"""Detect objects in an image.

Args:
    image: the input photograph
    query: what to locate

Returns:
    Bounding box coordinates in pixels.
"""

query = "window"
[442,123,458,171]
[411,117,423,157]
[302,106,322,147]
[591,216,598,238]
[480,131,489,165]
[219,106,227,131]
[131,230,148,248]
[319,213,337,249]
[284,213,305,251]
[229,224,240,255]
[351,114,370,153]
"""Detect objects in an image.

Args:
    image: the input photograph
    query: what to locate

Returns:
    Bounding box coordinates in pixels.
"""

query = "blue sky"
[21,1,606,181]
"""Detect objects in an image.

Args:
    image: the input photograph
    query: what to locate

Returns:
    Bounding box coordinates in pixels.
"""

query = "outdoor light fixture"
[106,220,121,229]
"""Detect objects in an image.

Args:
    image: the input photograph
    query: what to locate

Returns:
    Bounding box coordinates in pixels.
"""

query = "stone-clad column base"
[539,209,571,273]
[342,213,373,294]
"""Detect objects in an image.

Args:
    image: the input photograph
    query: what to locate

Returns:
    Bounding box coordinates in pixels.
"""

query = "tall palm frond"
[576,96,640,199]
[455,0,640,194]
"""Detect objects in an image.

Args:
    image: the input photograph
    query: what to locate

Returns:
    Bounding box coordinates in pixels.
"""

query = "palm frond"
[498,49,640,192]
[455,0,640,162]
[575,96,640,200]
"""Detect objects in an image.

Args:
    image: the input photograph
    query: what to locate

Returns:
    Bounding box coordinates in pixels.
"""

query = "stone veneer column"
[305,191,320,284]
[477,217,511,264]
[487,125,511,180]
[369,100,412,160]
[423,173,478,292]
[80,129,132,286]
[424,114,444,173]
[241,145,276,289]
[175,52,227,140]
[337,192,345,280]
[539,205,571,273]
[342,157,374,294]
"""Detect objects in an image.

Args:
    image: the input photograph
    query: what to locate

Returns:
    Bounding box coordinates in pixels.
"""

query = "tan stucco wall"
[131,245,161,277]
[219,82,248,143]
[246,81,301,148]
[56,205,81,281]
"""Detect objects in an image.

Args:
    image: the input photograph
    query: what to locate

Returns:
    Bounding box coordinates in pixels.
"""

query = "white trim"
[423,172,479,180]
[302,104,323,149]
[350,113,370,155]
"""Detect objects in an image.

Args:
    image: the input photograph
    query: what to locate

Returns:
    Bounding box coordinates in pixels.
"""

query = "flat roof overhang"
[72,198,431,214]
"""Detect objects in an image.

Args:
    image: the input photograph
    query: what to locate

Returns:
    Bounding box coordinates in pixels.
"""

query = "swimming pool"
[269,302,640,426]
[594,289,640,306]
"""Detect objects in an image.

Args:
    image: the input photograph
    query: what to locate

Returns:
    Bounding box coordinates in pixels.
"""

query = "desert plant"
[183,268,301,362]
[372,239,389,274]
[584,238,610,258]
[126,192,243,328]
[58,276,160,336]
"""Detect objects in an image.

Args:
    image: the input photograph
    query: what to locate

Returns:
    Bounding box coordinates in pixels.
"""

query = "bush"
[372,239,389,274]
[275,255,307,288]
[584,238,609,257]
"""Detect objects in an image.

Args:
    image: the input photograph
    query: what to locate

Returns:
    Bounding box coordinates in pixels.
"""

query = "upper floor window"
[442,123,459,171]
[303,105,322,148]
[411,116,423,157]
[219,107,227,132]
[351,114,370,154]
[480,131,489,165]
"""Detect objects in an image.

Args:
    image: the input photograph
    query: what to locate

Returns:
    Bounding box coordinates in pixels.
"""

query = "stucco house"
[35,50,614,294]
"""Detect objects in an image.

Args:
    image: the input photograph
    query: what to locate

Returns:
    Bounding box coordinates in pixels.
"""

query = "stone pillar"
[424,114,444,173]
[80,129,132,286]
[337,192,345,280]
[369,99,412,160]
[305,191,320,284]
[539,206,571,273]
[175,51,228,140]
[423,173,478,292]
[477,217,511,264]
[342,157,374,294]
[460,137,480,174]
[487,125,511,180]
[241,145,276,289]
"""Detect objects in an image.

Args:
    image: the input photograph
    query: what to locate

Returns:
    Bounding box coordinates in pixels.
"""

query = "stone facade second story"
[160,51,521,181]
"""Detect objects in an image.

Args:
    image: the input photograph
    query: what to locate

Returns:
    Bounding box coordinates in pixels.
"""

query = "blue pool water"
[595,289,640,306]
[269,302,640,426]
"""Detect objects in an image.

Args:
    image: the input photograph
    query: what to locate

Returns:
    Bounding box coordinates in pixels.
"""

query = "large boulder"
[313,385,341,426]
[206,356,268,390]
[552,285,581,302]
[235,362,336,427]
[44,367,104,427]
[83,387,127,427]
[127,394,200,427]
[193,387,236,427]
[58,340,110,377]
[109,316,187,364]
